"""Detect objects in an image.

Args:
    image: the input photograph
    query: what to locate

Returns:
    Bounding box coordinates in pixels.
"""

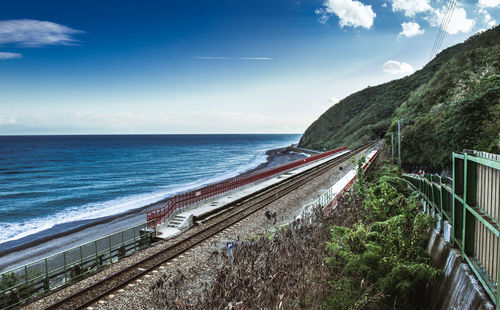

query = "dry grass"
[149,190,366,310]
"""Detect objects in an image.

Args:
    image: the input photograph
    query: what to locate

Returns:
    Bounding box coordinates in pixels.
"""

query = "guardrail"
[403,150,500,306]
[146,146,348,228]
[0,221,156,310]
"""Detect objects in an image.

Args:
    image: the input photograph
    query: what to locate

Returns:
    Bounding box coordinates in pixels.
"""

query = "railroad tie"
[39,143,374,310]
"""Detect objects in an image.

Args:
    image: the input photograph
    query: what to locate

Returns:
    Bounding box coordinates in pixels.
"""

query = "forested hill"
[299,25,500,169]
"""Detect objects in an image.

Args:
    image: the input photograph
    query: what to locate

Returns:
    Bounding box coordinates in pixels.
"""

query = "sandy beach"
[0,146,307,272]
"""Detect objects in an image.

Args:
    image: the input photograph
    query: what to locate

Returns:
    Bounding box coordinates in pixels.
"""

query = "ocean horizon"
[0,134,301,252]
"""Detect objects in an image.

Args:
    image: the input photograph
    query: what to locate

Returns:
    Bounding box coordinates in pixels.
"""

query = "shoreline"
[0,146,307,272]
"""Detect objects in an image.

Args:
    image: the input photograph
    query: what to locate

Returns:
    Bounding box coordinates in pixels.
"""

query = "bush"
[325,164,440,309]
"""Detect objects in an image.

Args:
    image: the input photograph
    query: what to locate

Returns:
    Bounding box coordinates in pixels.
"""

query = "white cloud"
[479,8,497,27]
[240,57,272,60]
[399,21,425,37]
[478,0,500,8]
[382,60,415,75]
[313,98,338,114]
[328,97,339,104]
[0,19,83,47]
[382,3,387,8]
[315,8,331,24]
[0,117,16,125]
[428,6,476,35]
[0,51,22,59]
[320,0,376,29]
[391,0,432,17]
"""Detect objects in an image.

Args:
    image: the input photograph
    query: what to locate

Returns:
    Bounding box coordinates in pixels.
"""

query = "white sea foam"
[290,151,311,157]
[0,150,269,246]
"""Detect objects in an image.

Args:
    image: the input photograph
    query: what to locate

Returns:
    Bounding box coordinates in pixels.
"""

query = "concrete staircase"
[165,214,191,229]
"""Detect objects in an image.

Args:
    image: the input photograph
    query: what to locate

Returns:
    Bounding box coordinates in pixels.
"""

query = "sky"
[0,0,499,135]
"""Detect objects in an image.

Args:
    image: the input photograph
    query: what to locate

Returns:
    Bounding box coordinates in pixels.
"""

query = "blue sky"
[0,0,498,134]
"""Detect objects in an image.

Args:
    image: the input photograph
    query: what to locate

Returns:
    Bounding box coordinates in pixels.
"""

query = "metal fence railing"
[146,146,349,228]
[403,150,500,307]
[0,221,156,310]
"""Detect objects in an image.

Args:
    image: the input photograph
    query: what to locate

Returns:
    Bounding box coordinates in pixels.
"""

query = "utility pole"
[391,133,394,163]
[397,119,401,168]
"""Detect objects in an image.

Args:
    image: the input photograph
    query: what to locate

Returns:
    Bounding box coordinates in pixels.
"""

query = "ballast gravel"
[22,150,372,310]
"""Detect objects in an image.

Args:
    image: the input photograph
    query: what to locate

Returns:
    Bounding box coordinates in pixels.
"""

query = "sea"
[0,134,301,252]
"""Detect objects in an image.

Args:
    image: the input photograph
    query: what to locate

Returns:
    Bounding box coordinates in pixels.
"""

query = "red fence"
[146,146,348,228]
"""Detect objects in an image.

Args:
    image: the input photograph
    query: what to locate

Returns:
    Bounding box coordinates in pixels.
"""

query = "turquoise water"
[0,134,300,248]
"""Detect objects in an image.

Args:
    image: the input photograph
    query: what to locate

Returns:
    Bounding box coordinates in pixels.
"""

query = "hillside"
[299,26,500,169]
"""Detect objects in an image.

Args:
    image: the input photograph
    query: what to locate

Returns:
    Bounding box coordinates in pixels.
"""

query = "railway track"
[42,142,377,310]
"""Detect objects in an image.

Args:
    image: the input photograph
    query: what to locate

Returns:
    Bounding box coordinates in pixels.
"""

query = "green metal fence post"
[45,258,49,292]
[497,238,500,308]
[465,156,477,256]
[461,154,476,255]
[108,235,112,264]
[453,154,465,246]
[462,154,468,254]
[63,251,67,284]
[431,178,435,213]
[95,240,98,267]
[440,177,444,228]
[133,227,137,250]
[45,258,48,286]
[452,155,456,244]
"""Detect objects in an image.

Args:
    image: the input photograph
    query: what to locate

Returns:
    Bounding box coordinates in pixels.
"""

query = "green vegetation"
[299,26,500,169]
[151,159,439,309]
[1,272,23,309]
[323,160,440,309]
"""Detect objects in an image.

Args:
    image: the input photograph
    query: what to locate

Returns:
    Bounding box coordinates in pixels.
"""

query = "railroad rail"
[42,142,377,310]
[146,146,349,228]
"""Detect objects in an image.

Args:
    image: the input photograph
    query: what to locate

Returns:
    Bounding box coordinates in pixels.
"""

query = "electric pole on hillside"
[391,133,394,163]
[397,119,402,168]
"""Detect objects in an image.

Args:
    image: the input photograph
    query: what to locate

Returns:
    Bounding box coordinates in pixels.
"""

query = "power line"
[436,0,457,56]
[429,0,457,61]
[430,0,453,59]
[430,0,454,60]
[434,0,455,55]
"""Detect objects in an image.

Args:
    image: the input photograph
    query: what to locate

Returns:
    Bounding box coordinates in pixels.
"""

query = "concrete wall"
[426,227,495,310]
